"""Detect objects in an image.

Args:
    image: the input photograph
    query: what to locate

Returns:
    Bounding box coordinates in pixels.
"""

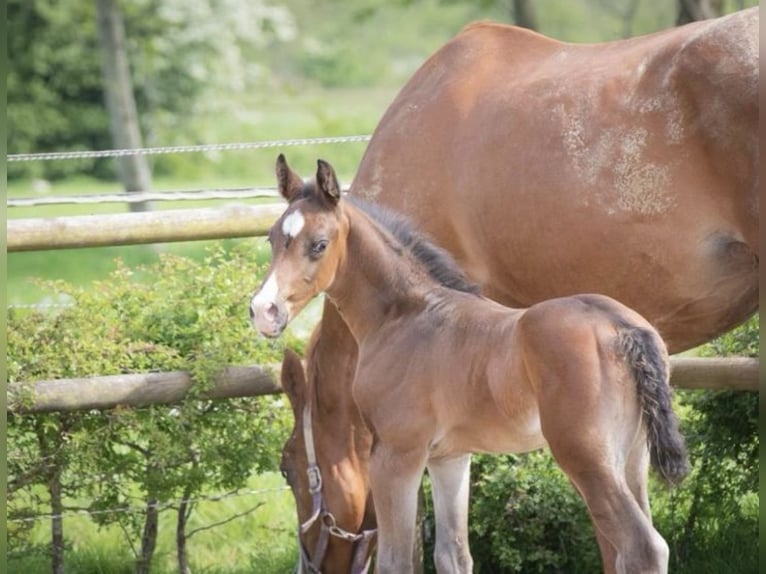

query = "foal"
[251,156,689,574]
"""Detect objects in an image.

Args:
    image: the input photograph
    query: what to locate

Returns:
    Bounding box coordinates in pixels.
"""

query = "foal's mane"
[346,195,480,295]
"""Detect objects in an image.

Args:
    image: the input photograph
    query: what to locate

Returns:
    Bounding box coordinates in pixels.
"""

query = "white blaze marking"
[251,273,280,310]
[281,209,305,239]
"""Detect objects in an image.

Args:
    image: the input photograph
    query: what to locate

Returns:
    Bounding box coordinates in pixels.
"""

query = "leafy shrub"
[7,243,300,570]
[651,315,759,574]
[465,452,600,574]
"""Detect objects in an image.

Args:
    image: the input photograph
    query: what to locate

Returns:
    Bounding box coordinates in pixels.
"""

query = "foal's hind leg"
[539,384,668,573]
[579,430,654,573]
[625,433,652,519]
[567,464,668,574]
[426,454,473,574]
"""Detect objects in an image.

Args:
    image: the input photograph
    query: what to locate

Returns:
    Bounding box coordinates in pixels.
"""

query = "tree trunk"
[677,0,724,24]
[176,494,193,574]
[49,458,65,574]
[37,416,66,574]
[512,0,538,30]
[621,0,641,38]
[95,0,152,212]
[135,499,159,574]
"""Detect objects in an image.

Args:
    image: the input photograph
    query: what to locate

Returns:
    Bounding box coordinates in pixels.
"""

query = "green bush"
[7,243,300,570]
[652,315,759,574]
[465,452,600,573]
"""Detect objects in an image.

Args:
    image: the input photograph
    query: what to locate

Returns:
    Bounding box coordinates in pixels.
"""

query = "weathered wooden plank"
[669,357,759,392]
[7,364,282,414]
[6,358,758,414]
[7,203,285,252]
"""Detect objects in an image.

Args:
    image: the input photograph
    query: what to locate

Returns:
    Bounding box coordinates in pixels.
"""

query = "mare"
[250,156,689,573]
[274,8,759,572]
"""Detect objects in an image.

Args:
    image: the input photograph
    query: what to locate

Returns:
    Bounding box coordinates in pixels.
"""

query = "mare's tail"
[619,327,690,485]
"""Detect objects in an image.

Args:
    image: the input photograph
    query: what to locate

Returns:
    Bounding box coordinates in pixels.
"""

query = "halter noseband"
[297,404,377,574]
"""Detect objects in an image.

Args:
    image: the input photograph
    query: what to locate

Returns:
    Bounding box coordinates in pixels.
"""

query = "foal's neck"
[326,203,432,342]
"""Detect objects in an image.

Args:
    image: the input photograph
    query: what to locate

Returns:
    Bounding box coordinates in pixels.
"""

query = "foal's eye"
[310,240,328,258]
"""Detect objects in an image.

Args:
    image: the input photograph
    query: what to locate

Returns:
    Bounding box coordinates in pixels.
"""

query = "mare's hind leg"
[426,454,473,574]
[369,442,428,574]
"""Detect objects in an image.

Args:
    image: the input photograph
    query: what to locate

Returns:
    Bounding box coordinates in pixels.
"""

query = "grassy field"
[7,472,299,574]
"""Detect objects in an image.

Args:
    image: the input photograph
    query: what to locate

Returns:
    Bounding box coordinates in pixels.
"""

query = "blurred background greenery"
[11,0,753,184]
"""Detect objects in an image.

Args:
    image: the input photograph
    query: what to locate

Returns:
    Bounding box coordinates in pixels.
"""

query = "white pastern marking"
[282,209,305,239]
[251,273,280,309]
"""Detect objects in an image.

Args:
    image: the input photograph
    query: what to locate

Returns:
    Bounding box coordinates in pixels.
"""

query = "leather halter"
[296,404,377,573]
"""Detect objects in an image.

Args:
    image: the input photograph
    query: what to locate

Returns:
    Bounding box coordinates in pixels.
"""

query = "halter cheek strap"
[302,403,324,532]
[296,404,377,574]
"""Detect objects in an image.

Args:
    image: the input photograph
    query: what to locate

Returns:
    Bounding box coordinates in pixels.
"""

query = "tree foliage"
[7,0,296,180]
[8,0,109,179]
[655,315,759,573]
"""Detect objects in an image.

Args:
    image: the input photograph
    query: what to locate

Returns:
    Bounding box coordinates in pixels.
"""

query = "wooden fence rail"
[7,205,759,404]
[7,357,758,414]
[7,203,285,251]
[7,364,283,414]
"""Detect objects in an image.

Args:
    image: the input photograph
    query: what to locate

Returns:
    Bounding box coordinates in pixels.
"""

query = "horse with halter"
[251,155,689,573]
[265,7,758,573]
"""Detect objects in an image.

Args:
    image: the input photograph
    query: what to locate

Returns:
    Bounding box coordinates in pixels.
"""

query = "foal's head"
[250,154,348,337]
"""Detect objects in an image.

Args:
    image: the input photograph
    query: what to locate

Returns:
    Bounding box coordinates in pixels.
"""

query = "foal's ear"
[275,154,305,202]
[316,159,341,205]
[280,348,306,410]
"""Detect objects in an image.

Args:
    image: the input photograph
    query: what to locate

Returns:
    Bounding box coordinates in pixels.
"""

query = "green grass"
[7,472,298,574]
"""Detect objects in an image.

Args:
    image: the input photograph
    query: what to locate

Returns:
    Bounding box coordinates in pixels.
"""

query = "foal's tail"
[619,327,690,486]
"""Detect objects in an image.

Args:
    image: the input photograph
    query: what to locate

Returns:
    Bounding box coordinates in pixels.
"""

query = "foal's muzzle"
[250,275,289,337]
[250,300,288,338]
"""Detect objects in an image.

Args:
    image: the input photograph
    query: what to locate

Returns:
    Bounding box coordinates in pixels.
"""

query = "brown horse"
[275,8,758,572]
[251,156,689,573]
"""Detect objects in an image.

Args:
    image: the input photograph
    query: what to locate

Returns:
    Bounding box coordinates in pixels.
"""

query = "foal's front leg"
[369,442,428,574]
[427,454,473,573]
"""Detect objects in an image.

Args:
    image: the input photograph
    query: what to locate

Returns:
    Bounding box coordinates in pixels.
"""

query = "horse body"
[355,8,758,351]
[354,290,544,457]
[252,156,689,573]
